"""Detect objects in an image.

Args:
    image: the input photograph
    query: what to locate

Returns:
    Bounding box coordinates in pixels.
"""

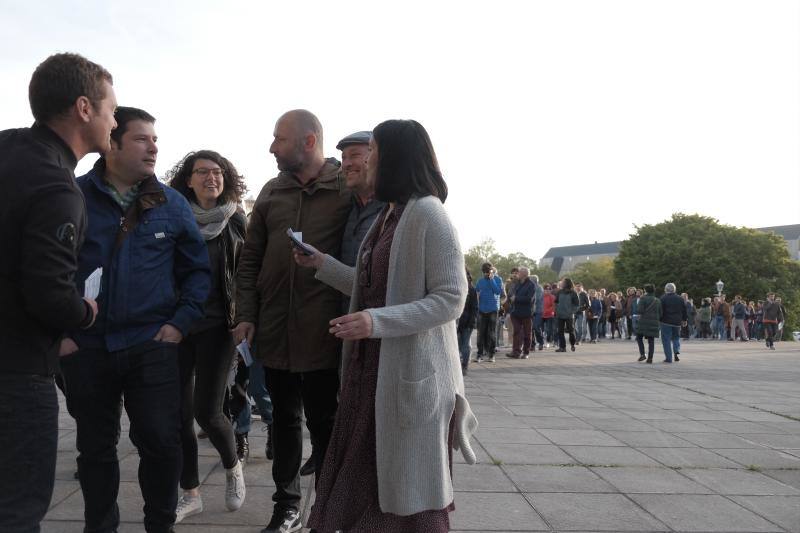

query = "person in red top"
[542,284,556,348]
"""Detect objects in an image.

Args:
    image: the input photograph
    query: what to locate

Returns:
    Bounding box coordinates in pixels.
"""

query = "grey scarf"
[190,201,237,241]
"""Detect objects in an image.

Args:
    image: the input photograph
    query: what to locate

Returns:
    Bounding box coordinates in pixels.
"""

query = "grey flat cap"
[336,130,372,150]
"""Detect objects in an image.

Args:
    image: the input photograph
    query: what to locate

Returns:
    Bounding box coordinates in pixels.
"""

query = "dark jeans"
[266,367,339,512]
[476,311,498,355]
[588,318,599,341]
[60,340,182,533]
[557,318,575,350]
[457,327,473,370]
[179,325,238,489]
[625,316,633,339]
[511,316,532,355]
[764,322,778,347]
[0,374,58,533]
[636,334,655,358]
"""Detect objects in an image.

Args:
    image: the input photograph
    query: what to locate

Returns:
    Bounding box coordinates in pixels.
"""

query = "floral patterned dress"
[307,204,454,532]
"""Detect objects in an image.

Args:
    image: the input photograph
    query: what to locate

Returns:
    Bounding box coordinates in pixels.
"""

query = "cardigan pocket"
[397,372,440,428]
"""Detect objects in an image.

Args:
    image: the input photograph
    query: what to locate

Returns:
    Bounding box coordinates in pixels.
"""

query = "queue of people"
[460,267,789,372]
[0,53,478,533]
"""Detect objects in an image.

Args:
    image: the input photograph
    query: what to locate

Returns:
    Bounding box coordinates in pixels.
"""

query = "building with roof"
[540,224,800,276]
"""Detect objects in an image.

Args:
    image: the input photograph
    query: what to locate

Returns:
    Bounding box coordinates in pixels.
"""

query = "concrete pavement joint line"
[647,377,800,423]
[495,463,556,531]
[589,464,796,532]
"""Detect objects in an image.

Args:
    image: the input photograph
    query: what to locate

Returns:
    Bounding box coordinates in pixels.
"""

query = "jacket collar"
[269,158,343,193]
[31,122,78,171]
[87,158,166,211]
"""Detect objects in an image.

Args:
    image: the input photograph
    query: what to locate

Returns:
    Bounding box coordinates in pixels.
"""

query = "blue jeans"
[574,312,586,341]
[713,315,726,339]
[532,313,544,348]
[660,324,681,362]
[236,364,274,434]
[457,327,473,369]
[0,374,58,533]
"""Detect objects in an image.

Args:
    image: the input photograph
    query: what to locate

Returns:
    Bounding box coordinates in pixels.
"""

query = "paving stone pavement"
[42,337,800,532]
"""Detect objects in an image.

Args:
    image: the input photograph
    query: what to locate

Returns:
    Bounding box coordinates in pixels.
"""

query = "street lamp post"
[716,279,724,297]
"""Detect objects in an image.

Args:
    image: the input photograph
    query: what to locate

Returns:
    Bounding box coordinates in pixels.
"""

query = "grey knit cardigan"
[315,195,479,516]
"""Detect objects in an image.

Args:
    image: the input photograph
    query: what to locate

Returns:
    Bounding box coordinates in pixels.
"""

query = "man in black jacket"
[659,282,688,363]
[0,53,116,532]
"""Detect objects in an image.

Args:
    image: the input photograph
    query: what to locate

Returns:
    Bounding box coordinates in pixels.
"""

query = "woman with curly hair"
[166,150,248,522]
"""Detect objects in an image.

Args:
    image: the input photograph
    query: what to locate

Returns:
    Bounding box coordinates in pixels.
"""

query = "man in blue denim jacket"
[474,262,505,362]
[59,107,210,533]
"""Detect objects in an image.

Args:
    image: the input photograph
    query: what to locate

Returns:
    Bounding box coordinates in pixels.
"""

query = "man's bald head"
[278,109,323,147]
[270,109,324,174]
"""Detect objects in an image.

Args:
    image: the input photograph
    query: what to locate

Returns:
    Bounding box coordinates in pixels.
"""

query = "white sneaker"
[225,460,246,511]
[175,493,203,523]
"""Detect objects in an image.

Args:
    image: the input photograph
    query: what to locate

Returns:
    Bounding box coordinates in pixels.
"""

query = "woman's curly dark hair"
[166,149,247,206]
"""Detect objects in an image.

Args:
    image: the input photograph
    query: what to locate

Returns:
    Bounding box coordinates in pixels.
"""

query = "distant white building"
[541,224,800,276]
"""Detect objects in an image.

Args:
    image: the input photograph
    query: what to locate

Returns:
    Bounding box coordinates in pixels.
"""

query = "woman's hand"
[329,311,373,340]
[292,244,324,269]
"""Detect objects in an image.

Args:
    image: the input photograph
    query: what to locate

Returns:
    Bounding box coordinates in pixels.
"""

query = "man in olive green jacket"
[233,109,351,533]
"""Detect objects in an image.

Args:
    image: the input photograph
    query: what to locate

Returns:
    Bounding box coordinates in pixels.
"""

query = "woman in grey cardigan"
[295,120,478,532]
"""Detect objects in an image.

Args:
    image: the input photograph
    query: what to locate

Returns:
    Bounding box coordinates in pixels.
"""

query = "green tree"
[570,257,618,291]
[614,214,800,338]
[464,238,558,284]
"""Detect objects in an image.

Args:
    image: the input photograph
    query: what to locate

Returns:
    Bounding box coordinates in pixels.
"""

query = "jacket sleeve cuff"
[78,299,94,329]
[167,312,193,337]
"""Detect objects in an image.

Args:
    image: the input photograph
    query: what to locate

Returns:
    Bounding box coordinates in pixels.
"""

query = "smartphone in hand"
[286,228,314,256]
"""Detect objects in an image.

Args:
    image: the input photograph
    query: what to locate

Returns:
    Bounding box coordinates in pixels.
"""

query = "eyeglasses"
[192,168,224,177]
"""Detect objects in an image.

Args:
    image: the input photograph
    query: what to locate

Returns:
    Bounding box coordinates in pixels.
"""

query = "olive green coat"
[635,294,662,337]
[235,159,352,371]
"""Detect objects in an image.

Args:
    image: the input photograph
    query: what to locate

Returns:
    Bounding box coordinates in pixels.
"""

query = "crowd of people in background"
[456,263,789,373]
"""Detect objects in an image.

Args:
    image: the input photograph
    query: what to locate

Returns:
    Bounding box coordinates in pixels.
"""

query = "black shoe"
[487,355,496,363]
[299,454,316,476]
[663,360,672,363]
[265,424,274,461]
[555,348,566,352]
[262,507,302,533]
[674,355,680,362]
[235,432,249,462]
[570,344,575,352]
[637,355,646,362]
[646,357,653,364]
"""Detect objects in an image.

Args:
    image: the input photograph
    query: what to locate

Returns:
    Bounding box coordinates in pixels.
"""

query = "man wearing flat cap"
[294,130,385,479]
[337,130,385,272]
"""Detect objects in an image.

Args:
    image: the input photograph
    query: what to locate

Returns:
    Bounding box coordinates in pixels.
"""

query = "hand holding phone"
[286,228,314,256]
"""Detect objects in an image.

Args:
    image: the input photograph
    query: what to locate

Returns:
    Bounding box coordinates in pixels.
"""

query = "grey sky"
[2,0,798,260]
